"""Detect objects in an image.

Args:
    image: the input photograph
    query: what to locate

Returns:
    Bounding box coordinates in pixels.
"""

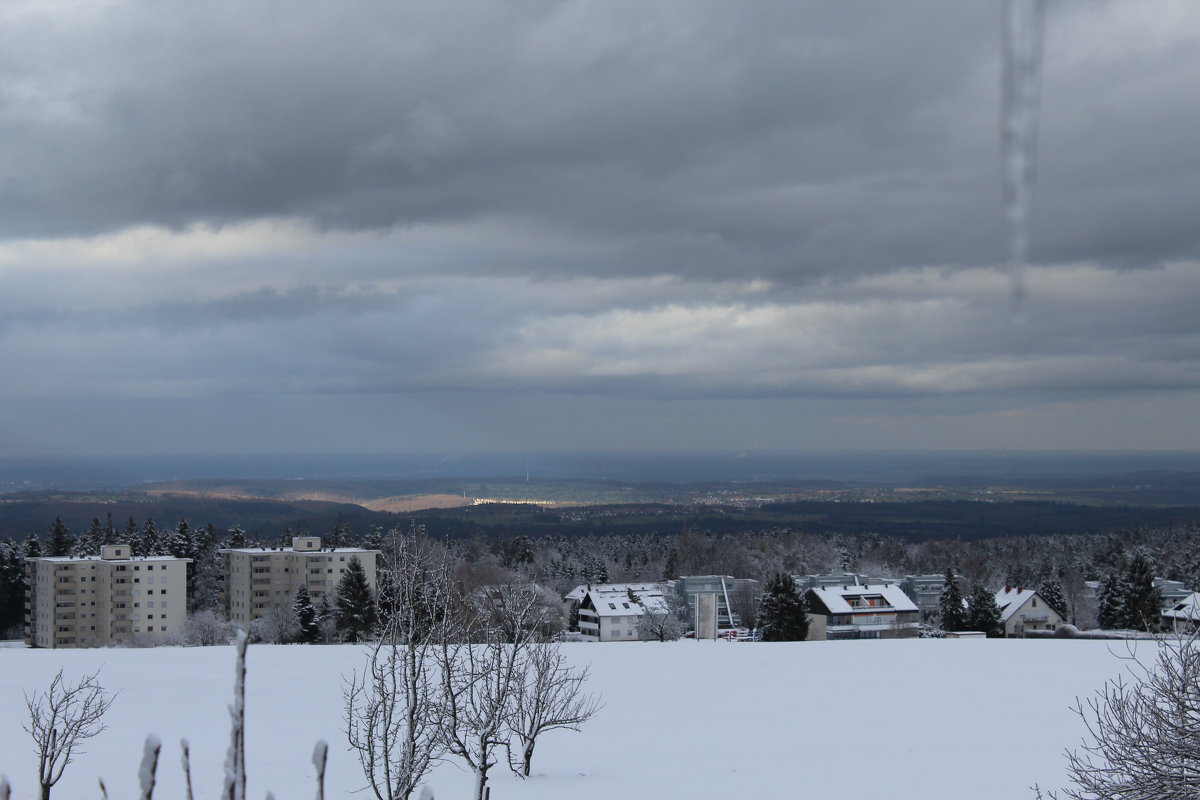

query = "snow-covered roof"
[564,585,588,602]
[219,546,379,555]
[994,587,1038,624]
[578,582,670,618]
[1162,592,1200,621]
[30,555,187,563]
[805,583,918,615]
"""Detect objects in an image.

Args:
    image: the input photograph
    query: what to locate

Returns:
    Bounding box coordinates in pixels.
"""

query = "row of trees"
[3,511,1197,641]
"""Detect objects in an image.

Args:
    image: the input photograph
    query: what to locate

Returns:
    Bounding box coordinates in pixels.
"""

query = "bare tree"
[633,590,686,642]
[1039,632,1200,799]
[345,528,459,800]
[249,603,299,644]
[438,635,527,800]
[182,609,234,646]
[729,584,761,631]
[345,633,446,800]
[471,582,563,644]
[506,642,601,778]
[22,669,117,800]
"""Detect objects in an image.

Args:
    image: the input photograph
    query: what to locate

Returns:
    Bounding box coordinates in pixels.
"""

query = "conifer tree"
[316,595,335,643]
[938,568,967,632]
[123,516,138,548]
[23,533,44,559]
[0,537,25,636]
[1098,571,1126,630]
[334,557,377,643]
[169,519,192,559]
[138,517,164,557]
[1037,577,1069,619]
[226,525,247,549]
[293,585,319,644]
[965,584,1003,637]
[72,518,103,557]
[758,572,809,641]
[361,524,384,552]
[1122,552,1162,632]
[100,513,119,546]
[47,517,73,557]
[328,514,350,549]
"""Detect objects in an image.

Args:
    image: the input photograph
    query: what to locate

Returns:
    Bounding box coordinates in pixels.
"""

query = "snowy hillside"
[0,640,1136,799]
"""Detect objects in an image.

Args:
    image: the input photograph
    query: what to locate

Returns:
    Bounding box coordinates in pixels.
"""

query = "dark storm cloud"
[0,0,1106,283]
[4,1,1200,455]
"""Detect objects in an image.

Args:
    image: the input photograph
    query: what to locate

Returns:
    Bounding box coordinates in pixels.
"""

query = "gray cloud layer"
[2,1,1199,455]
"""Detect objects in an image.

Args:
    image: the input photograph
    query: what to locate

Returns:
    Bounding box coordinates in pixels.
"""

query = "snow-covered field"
[0,639,1141,799]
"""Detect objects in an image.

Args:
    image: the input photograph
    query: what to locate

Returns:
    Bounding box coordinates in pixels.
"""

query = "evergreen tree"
[328,515,350,549]
[361,524,384,552]
[123,516,138,548]
[333,557,377,643]
[1037,577,1069,619]
[1098,571,1126,630]
[226,525,247,549]
[23,533,44,559]
[758,572,809,641]
[100,513,119,546]
[315,595,335,643]
[965,584,1003,637]
[169,519,192,559]
[938,568,967,632]
[72,517,103,557]
[138,517,164,557]
[0,537,25,637]
[293,585,319,644]
[1123,552,1162,632]
[47,517,73,557]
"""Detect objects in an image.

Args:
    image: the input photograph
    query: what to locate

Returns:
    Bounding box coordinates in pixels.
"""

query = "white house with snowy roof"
[994,586,1065,637]
[802,581,920,640]
[568,582,672,641]
[1161,591,1200,634]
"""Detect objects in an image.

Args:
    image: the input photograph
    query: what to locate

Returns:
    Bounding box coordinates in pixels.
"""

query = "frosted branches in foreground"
[1039,632,1200,799]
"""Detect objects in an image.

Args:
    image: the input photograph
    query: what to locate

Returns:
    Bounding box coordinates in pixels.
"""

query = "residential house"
[569,582,671,641]
[25,544,191,648]
[802,581,920,640]
[994,586,1066,637]
[1162,591,1200,634]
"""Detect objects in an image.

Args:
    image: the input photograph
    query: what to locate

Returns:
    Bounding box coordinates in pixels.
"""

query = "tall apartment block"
[220,536,381,627]
[25,544,191,648]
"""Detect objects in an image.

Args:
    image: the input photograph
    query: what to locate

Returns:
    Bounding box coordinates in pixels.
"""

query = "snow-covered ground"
[0,639,1142,799]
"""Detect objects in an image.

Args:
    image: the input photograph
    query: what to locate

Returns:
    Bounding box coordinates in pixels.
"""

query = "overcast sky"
[2,0,1200,458]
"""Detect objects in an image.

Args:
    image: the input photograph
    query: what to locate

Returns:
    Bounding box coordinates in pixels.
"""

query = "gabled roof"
[994,587,1039,624]
[806,583,918,615]
[1163,591,1200,621]
[576,582,670,617]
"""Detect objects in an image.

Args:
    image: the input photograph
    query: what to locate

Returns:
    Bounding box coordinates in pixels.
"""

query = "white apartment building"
[25,543,191,648]
[220,536,380,626]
